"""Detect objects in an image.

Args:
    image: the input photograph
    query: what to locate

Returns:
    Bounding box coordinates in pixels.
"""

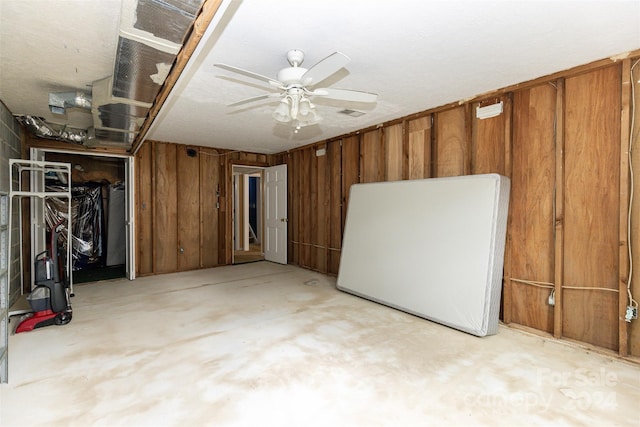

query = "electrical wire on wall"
[626,58,640,322]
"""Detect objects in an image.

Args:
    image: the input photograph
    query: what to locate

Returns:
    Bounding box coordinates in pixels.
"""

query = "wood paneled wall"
[280,59,640,359]
[509,84,556,334]
[135,141,272,275]
[563,67,621,350]
[630,58,640,357]
[130,57,639,359]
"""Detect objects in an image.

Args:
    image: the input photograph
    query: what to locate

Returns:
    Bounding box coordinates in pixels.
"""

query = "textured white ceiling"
[147,0,640,153]
[1,1,639,154]
[0,0,121,129]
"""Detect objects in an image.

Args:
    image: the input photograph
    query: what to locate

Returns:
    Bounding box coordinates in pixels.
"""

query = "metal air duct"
[48,91,92,115]
[85,127,136,148]
[88,0,204,148]
[15,115,87,144]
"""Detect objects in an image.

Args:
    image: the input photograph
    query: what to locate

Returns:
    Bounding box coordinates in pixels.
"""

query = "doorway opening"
[232,166,264,264]
[31,148,135,284]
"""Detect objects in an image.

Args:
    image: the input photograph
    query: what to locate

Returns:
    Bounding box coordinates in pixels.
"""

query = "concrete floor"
[1,262,639,426]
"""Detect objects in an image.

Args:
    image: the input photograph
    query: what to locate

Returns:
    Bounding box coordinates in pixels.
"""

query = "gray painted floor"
[1,262,639,426]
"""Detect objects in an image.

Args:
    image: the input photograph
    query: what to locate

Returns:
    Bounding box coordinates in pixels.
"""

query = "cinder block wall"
[1,102,23,305]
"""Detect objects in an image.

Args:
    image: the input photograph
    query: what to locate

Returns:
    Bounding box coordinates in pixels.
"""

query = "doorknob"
[280,218,288,222]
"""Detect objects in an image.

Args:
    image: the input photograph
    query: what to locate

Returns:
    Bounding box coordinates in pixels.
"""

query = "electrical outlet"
[625,306,638,322]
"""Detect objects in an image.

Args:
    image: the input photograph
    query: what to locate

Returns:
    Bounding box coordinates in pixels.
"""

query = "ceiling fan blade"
[214,63,283,87]
[313,88,378,103]
[228,93,281,107]
[301,52,350,86]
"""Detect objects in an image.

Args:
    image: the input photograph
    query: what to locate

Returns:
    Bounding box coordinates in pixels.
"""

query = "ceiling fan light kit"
[215,49,377,129]
[295,99,322,129]
[272,93,322,129]
[272,99,291,123]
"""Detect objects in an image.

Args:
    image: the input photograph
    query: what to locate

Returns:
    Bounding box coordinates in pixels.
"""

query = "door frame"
[231,164,265,264]
[30,148,136,281]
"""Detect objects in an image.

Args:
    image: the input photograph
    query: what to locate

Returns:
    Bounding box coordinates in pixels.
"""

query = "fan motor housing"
[277,67,307,85]
[286,49,305,66]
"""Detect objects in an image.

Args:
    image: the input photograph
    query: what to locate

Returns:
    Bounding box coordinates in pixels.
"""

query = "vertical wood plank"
[342,135,360,232]
[290,151,301,265]
[464,104,473,175]
[310,146,319,270]
[316,144,327,273]
[402,120,410,181]
[135,141,153,275]
[509,84,557,333]
[301,148,312,268]
[177,145,201,271]
[502,94,514,323]
[618,59,631,356]
[361,129,384,183]
[385,124,403,181]
[563,65,621,350]
[154,142,178,273]
[434,106,467,177]
[630,59,640,357]
[200,148,219,268]
[297,149,304,267]
[304,147,319,270]
[407,116,432,179]
[287,152,295,264]
[471,98,508,321]
[503,94,513,181]
[220,152,231,265]
[472,99,506,175]
[150,141,158,276]
[328,140,342,275]
[554,79,565,339]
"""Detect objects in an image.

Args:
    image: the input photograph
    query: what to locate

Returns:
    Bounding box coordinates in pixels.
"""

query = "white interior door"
[264,164,287,264]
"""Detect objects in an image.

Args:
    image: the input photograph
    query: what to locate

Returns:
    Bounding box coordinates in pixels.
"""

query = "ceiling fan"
[214,49,378,129]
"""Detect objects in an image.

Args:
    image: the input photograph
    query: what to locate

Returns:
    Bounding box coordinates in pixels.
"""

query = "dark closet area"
[45,152,127,283]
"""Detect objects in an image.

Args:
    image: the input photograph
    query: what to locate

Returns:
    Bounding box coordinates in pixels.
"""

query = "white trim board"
[336,174,510,337]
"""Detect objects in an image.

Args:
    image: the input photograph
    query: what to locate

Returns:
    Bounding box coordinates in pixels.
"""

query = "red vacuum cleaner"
[15,219,72,333]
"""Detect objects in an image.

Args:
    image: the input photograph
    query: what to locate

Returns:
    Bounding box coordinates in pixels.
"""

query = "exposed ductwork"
[90,75,152,135]
[21,0,205,149]
[86,0,205,149]
[16,115,87,144]
[86,127,136,148]
[48,91,92,115]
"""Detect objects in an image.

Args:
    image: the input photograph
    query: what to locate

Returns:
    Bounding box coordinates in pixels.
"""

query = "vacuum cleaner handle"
[35,250,49,259]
